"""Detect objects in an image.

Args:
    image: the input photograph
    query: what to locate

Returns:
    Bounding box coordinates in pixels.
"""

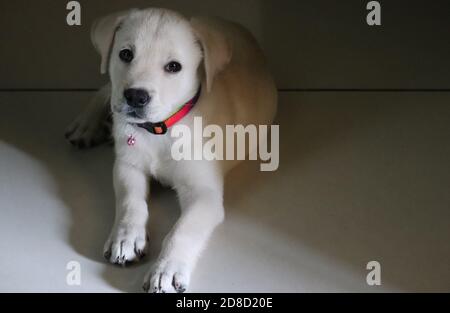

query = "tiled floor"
[0,91,449,292]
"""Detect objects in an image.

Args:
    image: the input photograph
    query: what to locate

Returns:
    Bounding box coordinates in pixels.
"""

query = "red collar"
[137,86,201,135]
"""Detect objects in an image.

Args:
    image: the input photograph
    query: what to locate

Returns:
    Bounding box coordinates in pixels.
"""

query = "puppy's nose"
[124,88,151,108]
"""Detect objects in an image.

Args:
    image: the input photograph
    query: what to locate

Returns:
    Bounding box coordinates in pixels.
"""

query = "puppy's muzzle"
[124,88,151,108]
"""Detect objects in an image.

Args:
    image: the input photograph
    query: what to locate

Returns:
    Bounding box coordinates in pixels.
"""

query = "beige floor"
[0,91,449,292]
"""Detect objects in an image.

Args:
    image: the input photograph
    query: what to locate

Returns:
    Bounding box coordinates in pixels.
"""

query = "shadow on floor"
[1,92,449,291]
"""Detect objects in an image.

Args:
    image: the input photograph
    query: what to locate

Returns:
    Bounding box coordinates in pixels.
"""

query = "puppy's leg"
[65,84,113,148]
[144,172,224,293]
[104,160,149,265]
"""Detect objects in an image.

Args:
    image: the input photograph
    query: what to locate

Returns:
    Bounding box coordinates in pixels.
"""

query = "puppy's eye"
[165,61,182,73]
[119,49,134,63]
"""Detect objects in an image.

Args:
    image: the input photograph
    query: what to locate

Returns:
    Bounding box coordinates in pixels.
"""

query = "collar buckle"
[150,122,168,135]
[137,121,168,135]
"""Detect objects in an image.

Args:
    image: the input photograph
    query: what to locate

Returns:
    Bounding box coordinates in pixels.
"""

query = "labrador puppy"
[66,8,277,293]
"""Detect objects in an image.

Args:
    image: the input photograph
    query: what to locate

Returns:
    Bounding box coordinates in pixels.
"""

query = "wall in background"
[0,0,449,89]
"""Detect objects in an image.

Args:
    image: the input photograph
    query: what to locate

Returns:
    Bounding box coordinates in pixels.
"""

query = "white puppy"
[66,8,277,293]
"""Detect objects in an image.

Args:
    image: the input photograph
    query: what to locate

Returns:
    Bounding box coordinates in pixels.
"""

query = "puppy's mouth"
[114,104,148,123]
[127,111,144,119]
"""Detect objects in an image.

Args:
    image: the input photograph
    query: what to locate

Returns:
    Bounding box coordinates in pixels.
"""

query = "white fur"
[67,8,277,293]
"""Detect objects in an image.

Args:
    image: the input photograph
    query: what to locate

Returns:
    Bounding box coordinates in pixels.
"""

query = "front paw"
[65,112,112,149]
[143,259,191,293]
[103,224,148,265]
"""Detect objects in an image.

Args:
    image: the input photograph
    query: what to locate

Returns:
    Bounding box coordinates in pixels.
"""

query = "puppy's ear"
[191,17,233,92]
[91,9,137,74]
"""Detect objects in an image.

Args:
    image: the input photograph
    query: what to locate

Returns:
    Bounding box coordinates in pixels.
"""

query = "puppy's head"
[91,8,231,124]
